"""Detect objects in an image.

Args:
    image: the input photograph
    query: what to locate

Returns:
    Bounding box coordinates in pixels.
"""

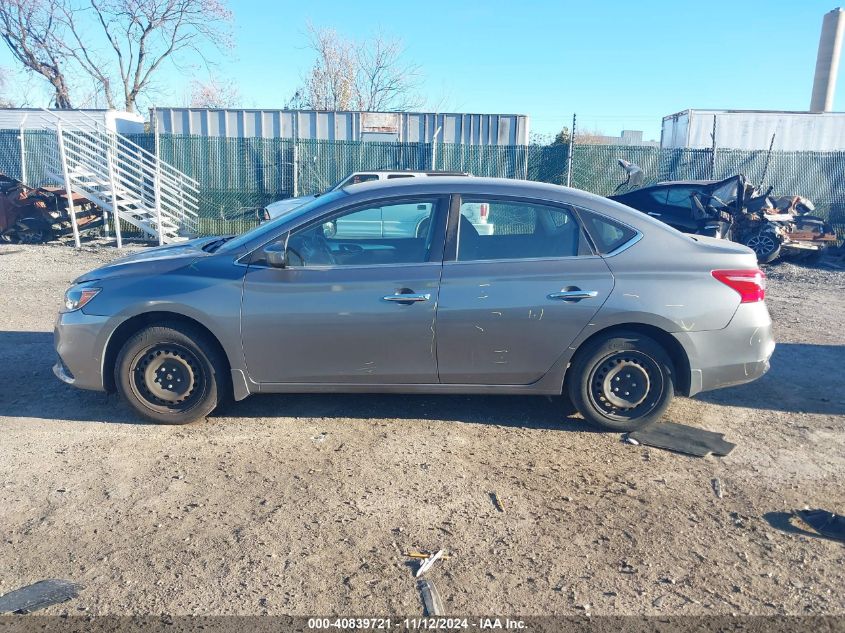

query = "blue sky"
[2,0,844,139]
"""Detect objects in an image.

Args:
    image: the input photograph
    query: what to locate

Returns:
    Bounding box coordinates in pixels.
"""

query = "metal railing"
[39,109,199,247]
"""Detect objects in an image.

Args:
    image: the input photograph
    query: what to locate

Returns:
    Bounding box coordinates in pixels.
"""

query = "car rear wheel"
[115,322,228,424]
[567,331,674,432]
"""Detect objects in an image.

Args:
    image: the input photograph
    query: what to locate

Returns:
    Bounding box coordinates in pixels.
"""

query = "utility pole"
[566,113,576,187]
[709,115,717,179]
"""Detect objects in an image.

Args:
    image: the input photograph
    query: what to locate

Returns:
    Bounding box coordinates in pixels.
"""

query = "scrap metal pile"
[610,161,838,263]
[0,173,101,244]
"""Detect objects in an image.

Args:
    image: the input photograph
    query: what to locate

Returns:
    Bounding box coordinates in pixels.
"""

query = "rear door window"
[456,198,590,261]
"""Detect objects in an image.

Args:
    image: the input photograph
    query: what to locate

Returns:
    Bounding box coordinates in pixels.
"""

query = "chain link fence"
[1,129,843,238]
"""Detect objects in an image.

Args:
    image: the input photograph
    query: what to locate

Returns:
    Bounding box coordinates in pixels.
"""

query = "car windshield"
[216,190,346,253]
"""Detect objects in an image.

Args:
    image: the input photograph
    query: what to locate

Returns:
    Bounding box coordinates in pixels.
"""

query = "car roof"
[339,176,667,229]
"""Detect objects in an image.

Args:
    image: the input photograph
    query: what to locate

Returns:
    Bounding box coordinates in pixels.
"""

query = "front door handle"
[548,289,598,301]
[383,293,431,303]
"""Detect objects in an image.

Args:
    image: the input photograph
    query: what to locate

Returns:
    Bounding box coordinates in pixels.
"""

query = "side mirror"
[263,242,287,268]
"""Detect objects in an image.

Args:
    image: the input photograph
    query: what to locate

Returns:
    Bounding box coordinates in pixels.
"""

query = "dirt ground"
[0,242,843,617]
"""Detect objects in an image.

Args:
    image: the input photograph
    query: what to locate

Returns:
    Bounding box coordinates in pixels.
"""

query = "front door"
[240,196,448,384]
[436,196,615,385]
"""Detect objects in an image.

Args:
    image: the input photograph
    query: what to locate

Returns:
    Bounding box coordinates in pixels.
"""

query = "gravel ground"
[0,242,843,616]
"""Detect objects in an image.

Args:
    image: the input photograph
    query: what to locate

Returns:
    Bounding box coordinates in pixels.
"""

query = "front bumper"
[675,302,775,397]
[54,310,111,392]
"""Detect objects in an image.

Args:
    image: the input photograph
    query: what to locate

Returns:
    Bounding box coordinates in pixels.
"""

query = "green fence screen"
[0,129,842,238]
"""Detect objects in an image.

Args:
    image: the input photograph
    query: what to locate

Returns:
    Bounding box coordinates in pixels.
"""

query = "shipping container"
[661,109,845,151]
[150,108,530,145]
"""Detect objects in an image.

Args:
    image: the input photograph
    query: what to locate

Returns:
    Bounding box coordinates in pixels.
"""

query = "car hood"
[73,236,219,283]
[265,195,317,219]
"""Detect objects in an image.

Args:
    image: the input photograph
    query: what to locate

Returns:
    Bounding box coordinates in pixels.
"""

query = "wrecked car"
[609,161,838,263]
[0,173,102,244]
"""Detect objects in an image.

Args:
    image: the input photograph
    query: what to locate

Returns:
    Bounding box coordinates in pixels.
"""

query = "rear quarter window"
[578,209,639,254]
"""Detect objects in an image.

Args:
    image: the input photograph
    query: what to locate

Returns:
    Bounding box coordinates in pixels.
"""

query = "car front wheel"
[567,331,674,432]
[742,230,781,264]
[115,322,228,424]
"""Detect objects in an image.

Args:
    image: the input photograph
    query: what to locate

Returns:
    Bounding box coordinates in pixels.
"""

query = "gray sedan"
[54,178,774,430]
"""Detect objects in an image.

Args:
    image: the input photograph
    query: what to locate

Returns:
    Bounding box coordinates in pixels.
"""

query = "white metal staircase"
[41,109,199,247]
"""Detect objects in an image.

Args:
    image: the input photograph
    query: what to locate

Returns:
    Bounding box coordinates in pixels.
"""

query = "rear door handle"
[383,293,431,303]
[548,290,598,301]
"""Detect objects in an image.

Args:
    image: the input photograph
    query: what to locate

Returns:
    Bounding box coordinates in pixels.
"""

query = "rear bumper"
[54,310,111,392]
[675,302,775,397]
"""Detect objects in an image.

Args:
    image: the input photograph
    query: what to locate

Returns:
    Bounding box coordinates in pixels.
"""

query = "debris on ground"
[490,491,505,512]
[415,549,444,578]
[628,422,736,457]
[418,579,444,616]
[712,478,724,499]
[0,173,102,245]
[0,579,82,614]
[406,551,451,560]
[795,509,845,543]
[618,561,638,574]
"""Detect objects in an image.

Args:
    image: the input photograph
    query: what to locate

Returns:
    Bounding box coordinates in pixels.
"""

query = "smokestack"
[810,8,845,112]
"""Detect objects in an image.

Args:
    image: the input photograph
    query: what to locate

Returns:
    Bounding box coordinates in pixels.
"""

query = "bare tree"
[355,32,421,111]
[189,77,240,108]
[0,68,15,107]
[296,25,357,110]
[65,0,233,111]
[292,24,421,111]
[0,0,74,107]
[0,0,233,111]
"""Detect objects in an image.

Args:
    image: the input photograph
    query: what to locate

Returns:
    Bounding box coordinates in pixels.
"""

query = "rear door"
[435,196,615,385]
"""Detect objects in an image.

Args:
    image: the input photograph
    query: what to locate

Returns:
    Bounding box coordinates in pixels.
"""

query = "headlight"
[63,286,101,312]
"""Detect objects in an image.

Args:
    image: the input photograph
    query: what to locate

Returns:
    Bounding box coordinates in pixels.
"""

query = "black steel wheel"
[129,343,205,414]
[567,331,675,431]
[115,322,229,424]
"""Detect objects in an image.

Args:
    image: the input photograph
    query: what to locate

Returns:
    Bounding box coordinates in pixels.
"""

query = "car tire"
[115,322,229,424]
[13,218,53,244]
[742,230,781,264]
[567,331,674,432]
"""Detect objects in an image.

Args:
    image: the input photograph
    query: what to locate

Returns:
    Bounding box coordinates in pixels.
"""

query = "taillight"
[479,203,489,219]
[711,269,766,303]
